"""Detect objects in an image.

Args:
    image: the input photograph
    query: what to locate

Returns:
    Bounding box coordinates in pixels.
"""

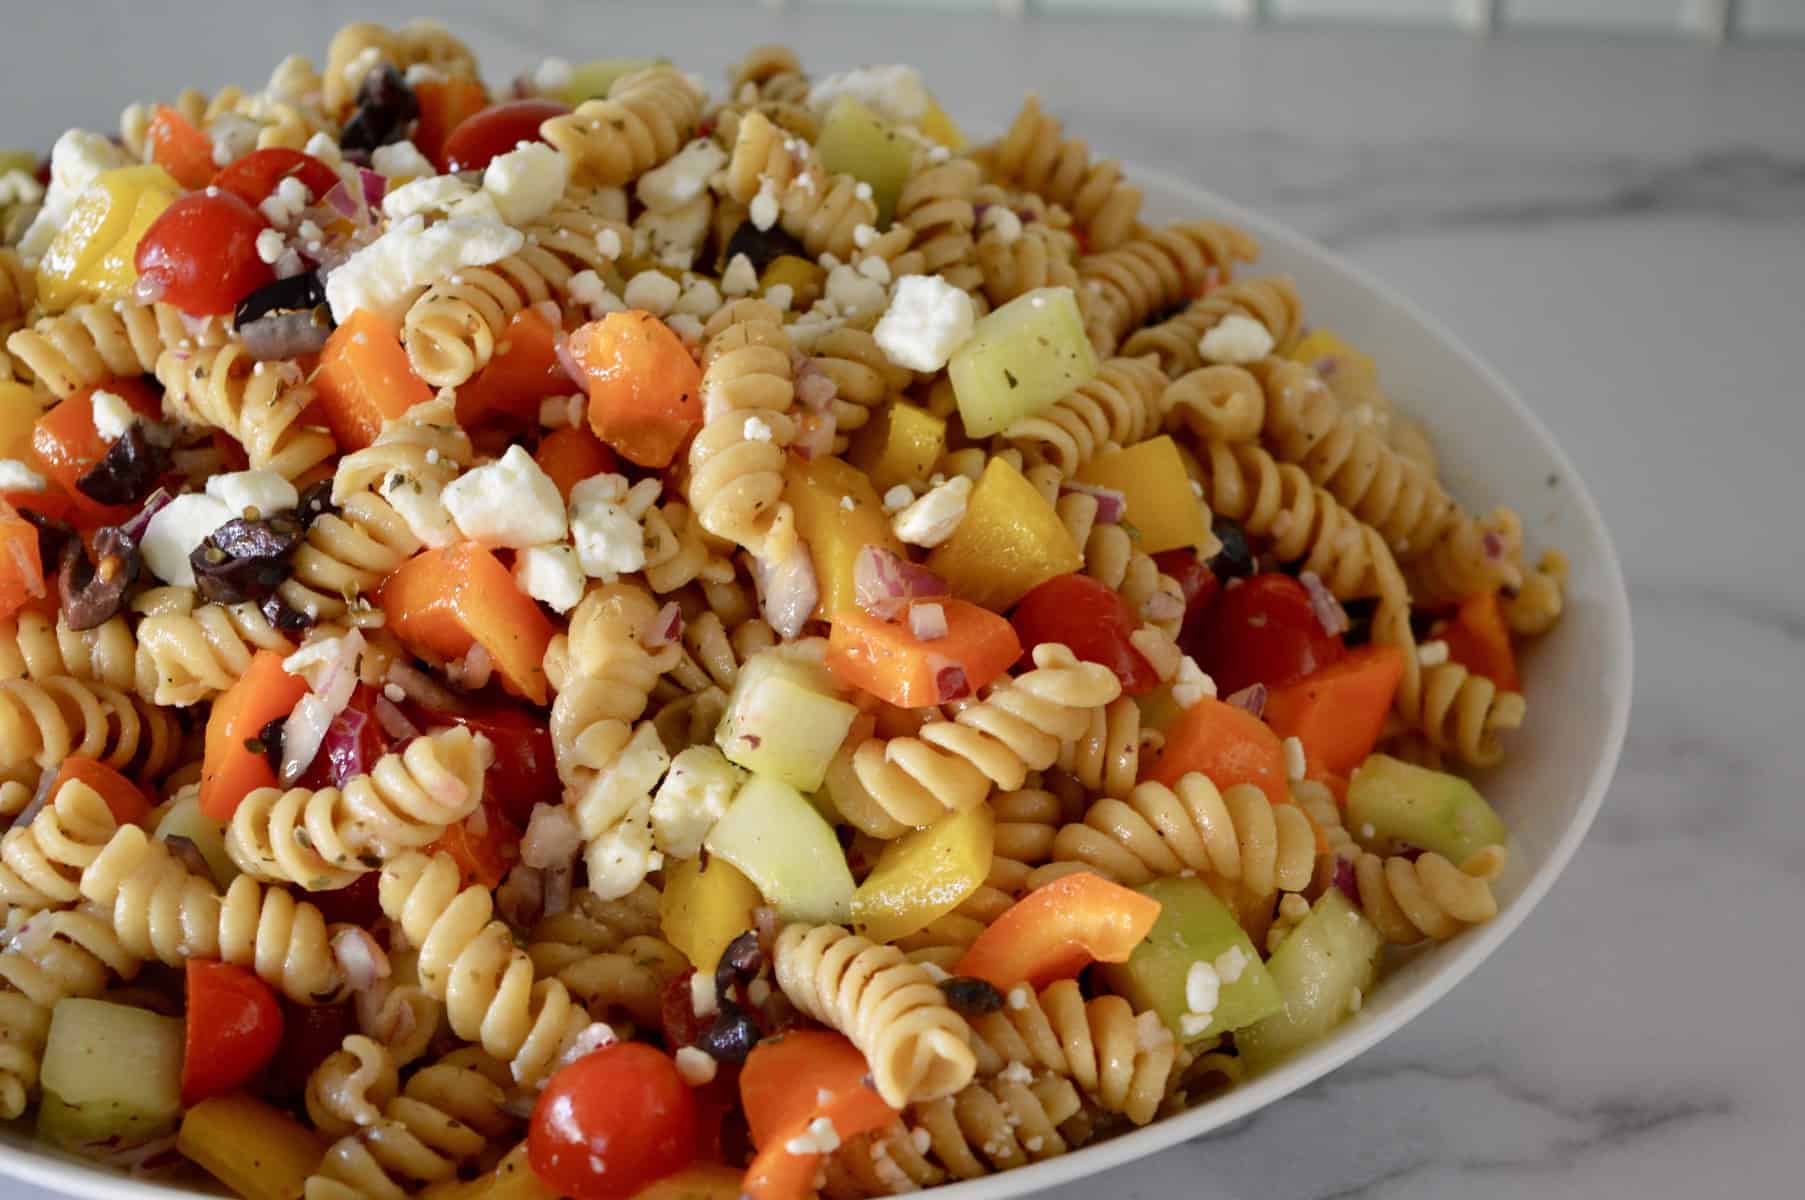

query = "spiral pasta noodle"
[0,250,32,336]
[226,726,494,890]
[321,20,477,114]
[852,643,1122,827]
[967,978,1176,1126]
[1406,505,1525,610]
[1058,695,1144,800]
[1122,275,1304,376]
[1162,364,1267,445]
[0,612,145,696]
[1000,355,1166,478]
[1353,845,1507,944]
[80,825,348,1004]
[132,587,293,706]
[528,933,687,1027]
[377,850,598,1085]
[1045,775,1318,898]
[0,676,181,780]
[0,779,121,916]
[727,44,810,107]
[0,906,139,1119]
[642,501,731,596]
[526,883,663,953]
[808,326,914,440]
[661,609,778,695]
[990,93,1143,253]
[156,343,337,481]
[305,1038,516,1200]
[7,300,222,399]
[1504,549,1569,637]
[773,923,977,1108]
[542,66,703,187]
[688,299,799,556]
[1051,487,1187,636]
[721,110,881,262]
[1077,220,1261,357]
[890,158,984,296]
[976,219,1080,308]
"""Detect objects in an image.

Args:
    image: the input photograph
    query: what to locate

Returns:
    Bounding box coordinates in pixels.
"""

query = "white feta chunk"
[1417,638,1450,667]
[1185,960,1221,1017]
[370,140,435,179]
[569,474,647,580]
[824,263,888,322]
[720,253,758,297]
[650,746,744,860]
[255,228,286,265]
[748,177,780,232]
[379,469,459,549]
[513,544,585,614]
[1198,313,1276,366]
[326,215,525,324]
[441,445,567,548]
[381,175,475,221]
[1283,735,1307,782]
[807,65,931,125]
[622,269,681,316]
[891,474,971,548]
[483,142,569,225]
[206,470,299,519]
[873,274,975,372]
[637,139,726,213]
[1214,945,1250,985]
[674,1045,718,1087]
[18,130,129,260]
[88,390,137,441]
[672,278,723,319]
[0,460,47,493]
[1171,655,1217,709]
[634,196,710,271]
[142,493,233,588]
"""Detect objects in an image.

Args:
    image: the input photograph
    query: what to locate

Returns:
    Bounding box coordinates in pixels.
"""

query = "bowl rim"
[0,164,1634,1200]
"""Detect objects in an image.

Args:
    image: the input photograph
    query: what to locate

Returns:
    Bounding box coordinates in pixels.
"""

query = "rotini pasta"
[1000,354,1166,478]
[0,676,181,780]
[0,779,121,916]
[1078,220,1260,356]
[0,611,145,696]
[132,586,293,706]
[156,343,337,481]
[1122,275,1304,376]
[688,299,799,556]
[0,906,138,1119]
[1353,845,1508,944]
[990,93,1143,252]
[721,110,881,262]
[541,66,704,188]
[7,299,222,399]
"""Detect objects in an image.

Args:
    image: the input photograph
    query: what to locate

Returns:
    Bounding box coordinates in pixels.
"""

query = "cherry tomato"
[660,970,708,1051]
[211,148,341,208]
[441,99,569,173]
[409,700,558,827]
[1154,547,1221,628]
[181,960,284,1105]
[134,190,275,316]
[529,1043,699,1200]
[1009,573,1158,695]
[263,1000,356,1101]
[1194,573,1346,696]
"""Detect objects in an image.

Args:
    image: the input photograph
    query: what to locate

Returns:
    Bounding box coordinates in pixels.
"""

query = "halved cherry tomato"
[1009,573,1157,695]
[1154,547,1221,630]
[262,1000,355,1101]
[45,756,151,826]
[529,1043,698,1200]
[309,871,383,928]
[442,99,569,173]
[134,190,275,316]
[211,147,341,208]
[1193,573,1346,696]
[182,960,284,1105]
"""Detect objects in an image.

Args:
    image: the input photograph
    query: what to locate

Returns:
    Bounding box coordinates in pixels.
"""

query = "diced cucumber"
[1098,877,1280,1042]
[555,58,664,106]
[703,774,855,924]
[814,96,915,225]
[716,650,859,794]
[39,998,183,1147]
[1347,754,1506,864]
[155,786,237,888]
[1238,890,1382,1070]
[949,287,1098,438]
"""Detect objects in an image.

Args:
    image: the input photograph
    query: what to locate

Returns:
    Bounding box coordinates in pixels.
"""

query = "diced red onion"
[752,541,819,640]
[314,631,365,714]
[1224,683,1267,718]
[467,803,488,837]
[357,167,388,209]
[908,601,948,642]
[374,696,420,741]
[1141,588,1185,624]
[449,642,493,691]
[279,695,333,785]
[11,769,58,830]
[935,664,970,702]
[239,309,332,361]
[131,273,168,305]
[77,1132,182,1175]
[385,661,465,713]
[792,410,836,460]
[555,1023,620,1073]
[542,863,572,917]
[331,926,390,991]
[320,179,367,225]
[1314,355,1339,378]
[496,865,546,929]
[120,487,173,541]
[500,1090,539,1120]
[1331,856,1359,902]
[644,601,683,648]
[752,905,781,953]
[854,545,949,622]
[793,356,838,411]
[554,334,586,389]
[530,299,563,329]
[1299,571,1349,637]
[161,835,212,880]
[1483,530,1506,561]
[313,706,377,788]
[1059,481,1128,525]
[521,804,582,870]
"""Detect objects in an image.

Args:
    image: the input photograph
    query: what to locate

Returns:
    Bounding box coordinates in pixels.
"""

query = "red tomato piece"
[308,871,383,928]
[1193,573,1346,696]
[1153,547,1221,629]
[406,701,558,827]
[660,970,708,1051]
[442,99,569,173]
[211,147,341,207]
[529,1043,698,1200]
[427,800,520,889]
[1009,573,1158,695]
[262,1000,356,1101]
[134,190,275,316]
[182,961,285,1105]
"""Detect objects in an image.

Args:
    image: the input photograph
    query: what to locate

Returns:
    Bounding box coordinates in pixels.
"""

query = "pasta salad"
[0,20,1569,1200]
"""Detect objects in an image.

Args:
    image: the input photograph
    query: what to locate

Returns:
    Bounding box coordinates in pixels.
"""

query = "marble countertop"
[6,4,1803,1198]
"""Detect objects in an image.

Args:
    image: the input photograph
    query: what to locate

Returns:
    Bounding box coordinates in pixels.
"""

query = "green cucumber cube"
[1347,754,1506,865]
[1099,877,1280,1042]
[703,774,855,925]
[40,998,184,1147]
[716,650,859,794]
[814,96,914,226]
[1238,889,1382,1070]
[949,287,1098,438]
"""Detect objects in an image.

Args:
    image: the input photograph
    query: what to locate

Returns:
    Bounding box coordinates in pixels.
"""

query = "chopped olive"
[339,64,418,154]
[714,929,765,998]
[1206,515,1254,583]
[189,511,307,605]
[74,424,167,507]
[234,270,329,329]
[18,508,77,575]
[256,716,287,774]
[58,526,141,631]
[696,1000,760,1065]
[295,479,337,527]
[724,219,807,274]
[1340,597,1378,647]
[261,592,316,632]
[938,975,1005,1017]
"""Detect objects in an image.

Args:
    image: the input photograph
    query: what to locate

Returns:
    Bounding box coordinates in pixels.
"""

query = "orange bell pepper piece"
[46,756,152,826]
[570,311,702,469]
[31,379,163,525]
[955,872,1162,991]
[1437,590,1520,692]
[0,499,45,622]
[1148,695,1289,808]
[454,307,572,429]
[379,542,556,704]
[413,77,490,171]
[426,801,520,890]
[533,426,616,503]
[200,650,310,820]
[146,105,215,190]
[826,598,1021,709]
[740,1031,897,1200]
[311,309,433,451]
[1263,645,1405,778]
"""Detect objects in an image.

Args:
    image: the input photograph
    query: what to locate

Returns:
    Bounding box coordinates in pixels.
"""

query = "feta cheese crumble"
[874,274,975,372]
[891,474,972,548]
[749,177,781,231]
[0,460,47,493]
[88,390,137,442]
[326,215,525,324]
[371,140,435,179]
[142,494,233,588]
[807,65,932,126]
[622,269,681,315]
[1283,735,1307,782]
[1198,313,1276,366]
[483,142,569,225]
[205,470,299,520]
[638,139,727,212]
[441,445,567,548]
[569,474,658,580]
[1417,638,1450,666]
[513,544,585,614]
[650,746,743,860]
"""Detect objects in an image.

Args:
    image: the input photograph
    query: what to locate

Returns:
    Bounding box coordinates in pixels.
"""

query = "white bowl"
[0,167,1633,1200]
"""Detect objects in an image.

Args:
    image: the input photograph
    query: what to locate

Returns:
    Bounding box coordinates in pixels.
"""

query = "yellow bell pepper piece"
[632,1164,747,1199]
[0,383,49,458]
[36,164,181,312]
[660,854,764,975]
[852,804,994,943]
[847,402,947,494]
[177,1094,326,1200]
[927,456,1081,610]
[918,96,967,151]
[785,455,903,619]
[422,1145,558,1200]
[1077,435,1213,555]
[760,254,825,310]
